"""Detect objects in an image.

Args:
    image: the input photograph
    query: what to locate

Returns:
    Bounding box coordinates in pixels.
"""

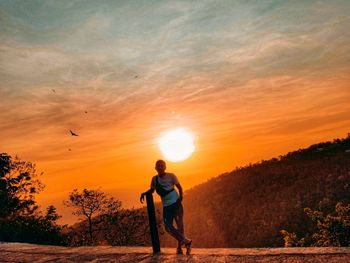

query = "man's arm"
[140,186,155,204]
[175,183,183,202]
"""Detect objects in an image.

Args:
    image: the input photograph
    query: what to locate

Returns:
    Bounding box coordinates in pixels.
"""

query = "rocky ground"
[0,242,349,262]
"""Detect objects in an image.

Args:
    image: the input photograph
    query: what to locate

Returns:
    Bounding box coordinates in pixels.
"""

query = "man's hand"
[140,192,146,204]
[140,188,155,204]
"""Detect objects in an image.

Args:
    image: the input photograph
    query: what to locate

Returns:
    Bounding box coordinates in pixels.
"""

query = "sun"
[157,127,195,162]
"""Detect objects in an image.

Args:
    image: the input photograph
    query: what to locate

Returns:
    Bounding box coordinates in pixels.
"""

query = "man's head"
[155,159,166,174]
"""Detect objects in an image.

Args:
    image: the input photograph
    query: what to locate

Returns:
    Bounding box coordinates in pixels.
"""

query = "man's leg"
[163,202,187,244]
[174,201,184,249]
[174,201,192,255]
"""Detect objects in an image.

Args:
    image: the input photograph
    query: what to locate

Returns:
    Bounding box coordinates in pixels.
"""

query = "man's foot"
[176,247,183,254]
[185,239,192,255]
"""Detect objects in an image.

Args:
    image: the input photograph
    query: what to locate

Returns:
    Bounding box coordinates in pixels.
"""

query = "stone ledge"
[0,242,349,262]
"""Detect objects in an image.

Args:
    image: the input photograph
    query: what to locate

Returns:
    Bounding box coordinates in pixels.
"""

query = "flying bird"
[68,148,72,151]
[69,130,79,136]
[52,89,56,93]
[84,111,88,114]
[134,75,138,78]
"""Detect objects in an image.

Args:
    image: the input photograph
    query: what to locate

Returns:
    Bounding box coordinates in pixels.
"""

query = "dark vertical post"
[146,192,161,253]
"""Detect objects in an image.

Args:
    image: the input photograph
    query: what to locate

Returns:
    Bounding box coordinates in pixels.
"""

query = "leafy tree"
[0,205,66,245]
[0,153,66,245]
[102,207,165,246]
[63,188,121,245]
[279,230,305,247]
[305,202,350,246]
[0,153,44,219]
[281,202,350,247]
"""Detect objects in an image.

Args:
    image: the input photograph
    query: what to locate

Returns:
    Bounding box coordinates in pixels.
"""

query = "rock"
[0,242,349,262]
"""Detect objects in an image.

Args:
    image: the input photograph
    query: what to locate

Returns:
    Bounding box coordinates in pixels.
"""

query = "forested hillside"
[161,134,350,247]
[63,135,350,247]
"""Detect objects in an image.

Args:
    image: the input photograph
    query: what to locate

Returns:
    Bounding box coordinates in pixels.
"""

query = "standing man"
[140,159,192,255]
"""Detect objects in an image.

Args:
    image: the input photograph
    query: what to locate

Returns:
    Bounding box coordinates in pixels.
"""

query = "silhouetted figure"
[69,130,79,136]
[68,148,72,151]
[140,159,192,254]
[134,75,138,78]
[52,89,56,93]
[84,111,88,114]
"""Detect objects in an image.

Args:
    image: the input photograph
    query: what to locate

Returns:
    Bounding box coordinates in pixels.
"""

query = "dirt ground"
[0,242,349,262]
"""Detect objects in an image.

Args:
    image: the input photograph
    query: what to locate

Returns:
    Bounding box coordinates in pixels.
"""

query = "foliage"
[281,202,350,247]
[306,202,349,246]
[64,206,164,246]
[279,230,305,247]
[102,208,150,245]
[63,188,122,245]
[0,153,44,219]
[0,205,67,245]
[0,153,66,245]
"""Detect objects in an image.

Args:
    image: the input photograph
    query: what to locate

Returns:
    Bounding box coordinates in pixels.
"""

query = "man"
[140,159,192,255]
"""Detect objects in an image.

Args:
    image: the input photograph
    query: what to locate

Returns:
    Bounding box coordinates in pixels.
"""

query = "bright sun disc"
[158,128,195,162]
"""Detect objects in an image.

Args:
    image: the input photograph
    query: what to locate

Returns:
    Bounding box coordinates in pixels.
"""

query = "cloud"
[1,0,350,163]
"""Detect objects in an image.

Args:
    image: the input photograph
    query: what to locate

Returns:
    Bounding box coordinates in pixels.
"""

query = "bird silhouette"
[84,111,88,114]
[69,130,79,136]
[52,89,56,93]
[68,148,72,151]
[134,75,138,78]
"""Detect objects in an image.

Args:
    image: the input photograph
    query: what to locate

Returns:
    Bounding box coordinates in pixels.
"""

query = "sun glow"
[157,127,195,162]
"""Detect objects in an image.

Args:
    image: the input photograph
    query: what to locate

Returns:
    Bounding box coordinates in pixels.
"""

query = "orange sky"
[1,1,350,225]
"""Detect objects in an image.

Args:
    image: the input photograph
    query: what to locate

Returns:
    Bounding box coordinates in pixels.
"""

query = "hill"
[160,134,350,247]
[64,135,350,248]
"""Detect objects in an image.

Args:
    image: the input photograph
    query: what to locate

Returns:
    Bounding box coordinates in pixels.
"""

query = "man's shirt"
[151,172,179,207]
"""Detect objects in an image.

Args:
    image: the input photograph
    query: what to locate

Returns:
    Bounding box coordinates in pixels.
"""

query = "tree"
[101,207,165,246]
[279,230,305,247]
[63,188,121,245]
[305,202,350,246]
[0,153,66,245]
[281,202,350,247]
[0,153,44,219]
